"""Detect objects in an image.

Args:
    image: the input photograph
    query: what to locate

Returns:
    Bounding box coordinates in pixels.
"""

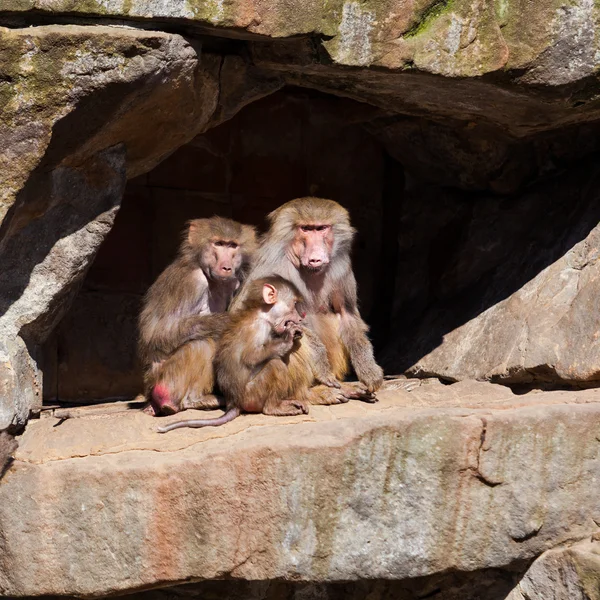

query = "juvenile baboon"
[158,276,311,432]
[230,197,383,404]
[139,216,257,416]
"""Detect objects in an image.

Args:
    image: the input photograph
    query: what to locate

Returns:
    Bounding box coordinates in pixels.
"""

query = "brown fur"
[310,313,349,381]
[230,197,383,403]
[158,276,326,432]
[139,216,257,415]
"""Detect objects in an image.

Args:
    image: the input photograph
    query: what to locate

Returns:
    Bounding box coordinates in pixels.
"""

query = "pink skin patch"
[151,384,178,414]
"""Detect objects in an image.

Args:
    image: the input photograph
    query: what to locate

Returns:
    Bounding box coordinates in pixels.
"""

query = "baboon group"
[138,197,386,432]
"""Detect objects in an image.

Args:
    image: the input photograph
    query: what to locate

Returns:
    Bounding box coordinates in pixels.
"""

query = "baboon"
[139,216,257,415]
[158,276,311,432]
[230,197,383,404]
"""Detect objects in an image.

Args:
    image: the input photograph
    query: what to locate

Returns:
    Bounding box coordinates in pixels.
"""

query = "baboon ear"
[262,283,278,305]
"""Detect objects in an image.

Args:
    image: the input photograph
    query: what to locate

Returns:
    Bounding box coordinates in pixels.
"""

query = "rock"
[2,384,600,596]
[98,541,600,599]
[0,25,216,221]
[0,146,127,429]
[3,0,599,82]
[0,431,17,478]
[248,46,600,138]
[4,3,600,134]
[210,55,284,128]
[1,12,600,600]
[0,25,223,428]
[507,540,600,600]
[367,117,600,193]
[382,158,600,387]
[59,566,525,600]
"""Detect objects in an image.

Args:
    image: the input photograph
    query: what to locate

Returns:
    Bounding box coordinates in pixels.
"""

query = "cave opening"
[41,87,399,405]
[40,83,600,407]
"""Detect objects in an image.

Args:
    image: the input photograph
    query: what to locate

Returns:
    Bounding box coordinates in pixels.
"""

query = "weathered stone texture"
[0,145,127,428]
[0,25,213,219]
[2,383,600,597]
[507,540,600,600]
[379,155,600,387]
[4,0,600,82]
[0,25,224,427]
[1,7,600,599]
[5,0,600,136]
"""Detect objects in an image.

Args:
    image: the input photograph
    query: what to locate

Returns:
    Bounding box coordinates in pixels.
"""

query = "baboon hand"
[339,381,377,403]
[290,325,303,339]
[281,322,302,341]
[356,363,384,394]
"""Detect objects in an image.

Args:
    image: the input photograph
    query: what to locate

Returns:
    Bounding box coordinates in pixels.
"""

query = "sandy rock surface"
[2,381,600,597]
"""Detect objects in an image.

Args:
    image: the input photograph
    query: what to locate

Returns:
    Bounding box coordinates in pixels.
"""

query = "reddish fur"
[152,384,170,406]
[151,383,178,414]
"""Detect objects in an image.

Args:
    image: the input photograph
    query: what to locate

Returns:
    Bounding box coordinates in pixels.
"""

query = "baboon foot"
[264,399,309,416]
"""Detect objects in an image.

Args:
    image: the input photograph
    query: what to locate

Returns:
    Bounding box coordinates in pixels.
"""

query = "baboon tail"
[157,407,241,433]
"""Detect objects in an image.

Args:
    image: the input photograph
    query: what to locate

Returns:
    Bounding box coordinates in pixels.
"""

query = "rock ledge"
[2,380,600,597]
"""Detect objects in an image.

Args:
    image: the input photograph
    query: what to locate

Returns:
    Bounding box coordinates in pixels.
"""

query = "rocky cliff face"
[3,1,600,598]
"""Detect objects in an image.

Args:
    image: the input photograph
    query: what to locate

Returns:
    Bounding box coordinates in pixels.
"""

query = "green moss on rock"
[404,0,455,38]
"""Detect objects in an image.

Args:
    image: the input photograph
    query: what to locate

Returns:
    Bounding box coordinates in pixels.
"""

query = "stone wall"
[4,0,600,422]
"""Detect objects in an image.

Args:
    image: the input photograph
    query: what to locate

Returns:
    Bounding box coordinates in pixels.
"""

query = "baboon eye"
[300,226,311,232]
[228,242,239,249]
[214,240,224,247]
[315,225,329,232]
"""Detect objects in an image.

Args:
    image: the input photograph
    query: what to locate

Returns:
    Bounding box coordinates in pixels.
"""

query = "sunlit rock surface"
[2,381,600,597]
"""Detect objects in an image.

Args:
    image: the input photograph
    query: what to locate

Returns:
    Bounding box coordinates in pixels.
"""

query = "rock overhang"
[4,1,600,136]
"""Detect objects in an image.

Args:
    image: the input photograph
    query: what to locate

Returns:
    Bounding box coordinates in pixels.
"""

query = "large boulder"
[382,158,600,387]
[4,1,600,134]
[0,25,217,223]
[0,145,127,428]
[3,0,599,80]
[2,382,600,597]
[0,25,255,429]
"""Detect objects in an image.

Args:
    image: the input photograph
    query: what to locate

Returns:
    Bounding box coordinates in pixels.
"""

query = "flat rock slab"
[2,381,600,597]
